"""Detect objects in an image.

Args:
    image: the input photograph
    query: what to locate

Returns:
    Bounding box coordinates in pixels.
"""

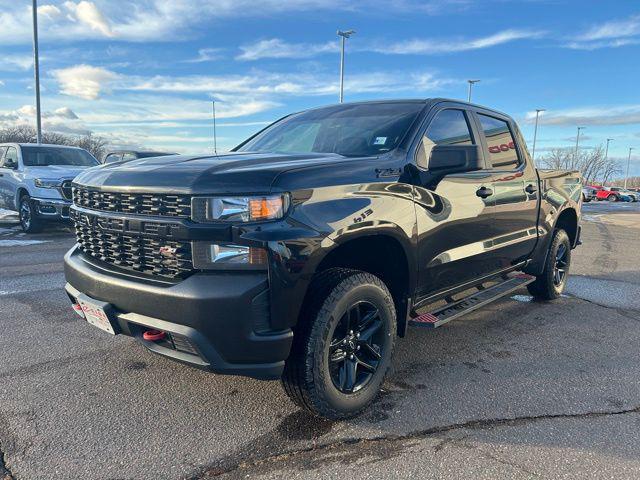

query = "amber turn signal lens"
[248,196,286,221]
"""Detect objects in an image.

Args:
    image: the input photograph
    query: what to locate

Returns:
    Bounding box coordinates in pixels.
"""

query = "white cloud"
[372,29,545,54]
[38,4,62,18]
[237,38,336,61]
[0,0,484,44]
[525,105,640,127]
[51,106,80,119]
[0,54,33,71]
[0,104,88,134]
[566,14,640,50]
[186,48,224,63]
[52,64,119,99]
[63,1,114,37]
[125,70,456,97]
[576,14,640,41]
[236,29,543,60]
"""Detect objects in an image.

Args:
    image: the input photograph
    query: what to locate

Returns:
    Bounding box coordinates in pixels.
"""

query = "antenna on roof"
[212,99,218,155]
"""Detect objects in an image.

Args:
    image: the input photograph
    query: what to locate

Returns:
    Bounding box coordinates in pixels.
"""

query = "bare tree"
[0,126,108,161]
[74,133,108,160]
[601,159,624,186]
[539,144,622,185]
[538,148,573,170]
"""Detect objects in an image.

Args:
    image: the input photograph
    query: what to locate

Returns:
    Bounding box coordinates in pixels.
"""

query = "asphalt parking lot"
[1,200,640,480]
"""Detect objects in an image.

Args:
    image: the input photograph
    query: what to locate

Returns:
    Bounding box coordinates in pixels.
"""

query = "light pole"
[574,126,585,167]
[32,0,42,144]
[467,79,480,102]
[531,109,545,163]
[212,100,217,155]
[337,29,355,104]
[625,147,634,189]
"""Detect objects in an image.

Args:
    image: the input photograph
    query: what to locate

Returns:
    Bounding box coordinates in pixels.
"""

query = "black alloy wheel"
[328,301,385,394]
[553,242,568,287]
[19,198,32,231]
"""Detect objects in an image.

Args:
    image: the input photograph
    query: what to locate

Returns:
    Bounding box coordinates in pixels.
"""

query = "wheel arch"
[312,231,416,337]
[15,186,29,210]
[554,207,578,247]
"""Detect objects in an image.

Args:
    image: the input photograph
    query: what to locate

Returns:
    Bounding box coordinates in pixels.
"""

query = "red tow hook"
[143,329,166,342]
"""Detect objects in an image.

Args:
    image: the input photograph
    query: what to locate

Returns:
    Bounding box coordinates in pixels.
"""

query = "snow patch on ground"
[582,214,603,223]
[511,294,533,303]
[0,239,50,247]
[0,208,17,219]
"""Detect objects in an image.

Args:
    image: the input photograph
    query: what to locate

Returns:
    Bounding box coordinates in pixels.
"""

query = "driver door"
[0,146,20,209]
[412,105,498,299]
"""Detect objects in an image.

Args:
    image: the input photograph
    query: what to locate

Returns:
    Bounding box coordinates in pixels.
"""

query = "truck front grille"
[75,224,193,278]
[60,181,73,200]
[73,186,191,218]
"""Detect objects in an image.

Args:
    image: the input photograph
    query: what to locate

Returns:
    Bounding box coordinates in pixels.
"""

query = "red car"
[596,186,625,202]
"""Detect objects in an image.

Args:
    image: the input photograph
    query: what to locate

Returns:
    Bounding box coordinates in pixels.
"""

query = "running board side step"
[409,273,535,329]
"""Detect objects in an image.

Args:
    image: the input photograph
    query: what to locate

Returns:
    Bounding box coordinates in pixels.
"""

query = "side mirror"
[4,158,18,169]
[428,145,483,174]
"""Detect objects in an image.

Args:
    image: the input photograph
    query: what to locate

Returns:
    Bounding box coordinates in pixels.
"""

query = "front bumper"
[64,246,293,380]
[32,197,71,220]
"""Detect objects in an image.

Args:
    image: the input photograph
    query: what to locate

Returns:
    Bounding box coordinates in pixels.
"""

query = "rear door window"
[478,114,521,170]
[0,147,7,166]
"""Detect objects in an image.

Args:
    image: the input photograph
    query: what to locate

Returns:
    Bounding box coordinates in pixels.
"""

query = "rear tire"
[19,194,43,233]
[527,229,571,300]
[282,268,396,419]
[607,194,618,202]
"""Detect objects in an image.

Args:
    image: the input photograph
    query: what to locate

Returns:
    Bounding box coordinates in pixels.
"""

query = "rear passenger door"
[472,110,539,267]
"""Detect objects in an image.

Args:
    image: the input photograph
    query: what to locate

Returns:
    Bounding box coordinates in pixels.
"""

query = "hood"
[25,165,92,181]
[73,152,358,194]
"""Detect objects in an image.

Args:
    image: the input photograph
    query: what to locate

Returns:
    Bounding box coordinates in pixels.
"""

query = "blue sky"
[1,0,639,176]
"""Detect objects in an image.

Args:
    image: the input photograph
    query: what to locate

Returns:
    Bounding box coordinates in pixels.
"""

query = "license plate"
[77,296,116,335]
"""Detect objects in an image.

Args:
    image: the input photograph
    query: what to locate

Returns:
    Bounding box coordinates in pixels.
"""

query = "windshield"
[236,102,424,157]
[22,146,99,167]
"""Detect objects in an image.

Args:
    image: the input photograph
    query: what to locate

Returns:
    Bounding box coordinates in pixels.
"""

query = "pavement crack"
[194,405,640,478]
[565,293,640,320]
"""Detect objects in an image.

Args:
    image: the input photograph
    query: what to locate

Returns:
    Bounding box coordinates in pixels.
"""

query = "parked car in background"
[0,143,99,232]
[621,189,639,202]
[582,186,597,202]
[596,186,628,202]
[103,150,178,164]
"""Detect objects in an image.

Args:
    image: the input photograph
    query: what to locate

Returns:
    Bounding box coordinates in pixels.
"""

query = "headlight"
[34,178,61,189]
[192,242,268,270]
[191,194,289,223]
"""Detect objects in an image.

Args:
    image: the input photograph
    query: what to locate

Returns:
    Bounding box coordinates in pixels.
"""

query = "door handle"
[476,186,493,198]
[525,184,537,194]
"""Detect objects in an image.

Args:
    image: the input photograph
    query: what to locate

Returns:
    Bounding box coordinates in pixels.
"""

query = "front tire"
[19,194,43,233]
[282,268,396,419]
[607,194,618,202]
[527,229,571,300]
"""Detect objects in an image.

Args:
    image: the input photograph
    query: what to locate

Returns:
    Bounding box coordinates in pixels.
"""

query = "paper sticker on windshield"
[373,137,387,145]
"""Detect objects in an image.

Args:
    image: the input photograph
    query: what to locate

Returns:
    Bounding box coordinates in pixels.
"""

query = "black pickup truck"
[64,99,582,419]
